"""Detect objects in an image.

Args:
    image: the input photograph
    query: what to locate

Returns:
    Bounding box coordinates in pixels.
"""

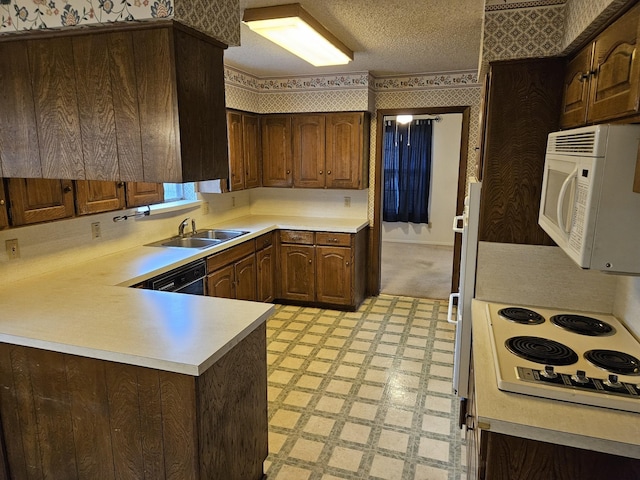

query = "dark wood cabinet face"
[560,45,593,128]
[293,114,326,188]
[235,255,257,301]
[8,178,75,226]
[0,181,9,229]
[227,111,245,191]
[325,112,365,189]
[243,114,262,189]
[125,182,164,207]
[207,264,236,299]
[257,244,275,303]
[75,180,126,215]
[316,246,352,305]
[262,116,293,187]
[280,244,316,302]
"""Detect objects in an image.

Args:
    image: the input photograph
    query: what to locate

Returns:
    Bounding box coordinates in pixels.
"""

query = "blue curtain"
[383,119,433,223]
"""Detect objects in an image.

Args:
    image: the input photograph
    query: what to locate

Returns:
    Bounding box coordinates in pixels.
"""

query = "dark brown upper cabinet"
[560,2,640,128]
[8,178,75,226]
[0,181,9,229]
[227,110,261,191]
[0,21,229,184]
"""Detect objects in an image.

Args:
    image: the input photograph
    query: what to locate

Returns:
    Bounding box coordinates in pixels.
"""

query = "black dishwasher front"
[145,259,207,295]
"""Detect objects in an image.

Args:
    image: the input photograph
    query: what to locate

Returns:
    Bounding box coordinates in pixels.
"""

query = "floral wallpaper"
[0,0,240,46]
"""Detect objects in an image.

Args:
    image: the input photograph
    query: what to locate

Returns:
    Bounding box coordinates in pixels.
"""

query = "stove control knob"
[572,370,589,384]
[540,365,557,379]
[604,374,623,389]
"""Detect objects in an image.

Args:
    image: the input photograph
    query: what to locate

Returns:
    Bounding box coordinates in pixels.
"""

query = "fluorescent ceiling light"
[243,3,353,67]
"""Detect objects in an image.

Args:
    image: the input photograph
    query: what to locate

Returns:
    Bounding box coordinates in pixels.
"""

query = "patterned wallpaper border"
[485,0,566,12]
[224,66,480,93]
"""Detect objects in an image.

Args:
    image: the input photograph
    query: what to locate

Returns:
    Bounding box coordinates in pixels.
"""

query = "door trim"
[368,106,471,296]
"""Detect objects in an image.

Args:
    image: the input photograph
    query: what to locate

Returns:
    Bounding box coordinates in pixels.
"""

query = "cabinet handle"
[319,170,323,174]
[116,182,124,188]
[327,170,331,175]
[345,261,349,266]
[63,186,72,193]
[579,70,596,81]
[0,199,4,206]
[308,259,312,264]
[286,169,291,174]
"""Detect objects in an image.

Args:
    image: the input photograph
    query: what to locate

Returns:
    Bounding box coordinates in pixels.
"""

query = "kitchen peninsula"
[0,215,368,479]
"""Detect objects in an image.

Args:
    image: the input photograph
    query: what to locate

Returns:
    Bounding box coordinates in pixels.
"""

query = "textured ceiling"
[224,0,486,77]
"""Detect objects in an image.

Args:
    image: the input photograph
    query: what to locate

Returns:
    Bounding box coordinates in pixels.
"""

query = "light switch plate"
[6,239,19,259]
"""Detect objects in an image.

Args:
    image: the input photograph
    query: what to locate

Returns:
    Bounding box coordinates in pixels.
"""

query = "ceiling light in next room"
[396,115,413,124]
[242,3,353,67]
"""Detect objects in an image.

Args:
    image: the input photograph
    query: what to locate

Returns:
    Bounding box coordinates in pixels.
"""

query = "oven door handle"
[557,167,578,237]
[447,293,459,324]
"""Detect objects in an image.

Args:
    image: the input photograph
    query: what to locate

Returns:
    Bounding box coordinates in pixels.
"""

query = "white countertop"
[472,299,640,458]
[0,215,369,376]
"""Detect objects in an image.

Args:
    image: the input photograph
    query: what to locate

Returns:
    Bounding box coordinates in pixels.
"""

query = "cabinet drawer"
[316,232,351,246]
[255,232,274,250]
[206,240,255,272]
[280,230,314,244]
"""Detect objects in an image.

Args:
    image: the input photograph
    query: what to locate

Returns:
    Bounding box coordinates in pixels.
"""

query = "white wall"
[382,113,462,246]
[249,188,368,219]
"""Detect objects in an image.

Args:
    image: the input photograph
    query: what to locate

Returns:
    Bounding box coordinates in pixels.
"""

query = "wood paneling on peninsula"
[0,324,267,480]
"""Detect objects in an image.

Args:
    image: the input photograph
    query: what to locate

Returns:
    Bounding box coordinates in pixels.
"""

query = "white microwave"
[539,124,640,274]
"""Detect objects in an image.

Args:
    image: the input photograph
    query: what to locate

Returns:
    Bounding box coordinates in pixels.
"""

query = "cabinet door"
[133,28,180,183]
[588,2,640,123]
[125,182,164,207]
[560,44,593,128]
[75,180,125,215]
[257,244,274,302]
[325,112,365,189]
[72,33,120,181]
[8,178,74,225]
[479,59,562,245]
[262,115,292,187]
[207,264,235,299]
[243,113,262,189]
[235,255,257,301]
[227,111,245,191]
[0,181,9,229]
[293,114,326,188]
[28,37,84,179]
[316,246,352,305]
[280,244,315,302]
[0,42,40,178]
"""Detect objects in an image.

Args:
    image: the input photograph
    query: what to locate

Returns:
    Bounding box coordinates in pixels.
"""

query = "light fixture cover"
[243,3,353,67]
[396,115,413,124]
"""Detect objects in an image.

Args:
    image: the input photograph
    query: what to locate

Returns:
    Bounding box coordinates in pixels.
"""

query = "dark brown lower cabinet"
[206,241,257,301]
[256,233,275,302]
[473,431,640,480]
[0,324,268,480]
[277,229,366,309]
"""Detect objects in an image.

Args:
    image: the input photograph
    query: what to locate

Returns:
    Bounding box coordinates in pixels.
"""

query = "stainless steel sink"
[145,229,249,249]
[192,229,249,241]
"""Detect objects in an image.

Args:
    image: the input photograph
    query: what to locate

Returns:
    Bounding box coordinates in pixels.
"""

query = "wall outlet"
[91,222,101,239]
[5,239,19,259]
[202,202,210,215]
[344,196,351,207]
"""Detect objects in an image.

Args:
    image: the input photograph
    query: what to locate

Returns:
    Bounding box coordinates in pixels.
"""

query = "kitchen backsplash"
[0,0,240,46]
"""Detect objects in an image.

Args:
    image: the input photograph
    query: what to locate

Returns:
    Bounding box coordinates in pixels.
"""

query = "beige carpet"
[381,241,453,300]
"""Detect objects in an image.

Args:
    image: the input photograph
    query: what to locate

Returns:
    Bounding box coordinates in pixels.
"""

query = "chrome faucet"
[191,218,197,234]
[178,217,190,237]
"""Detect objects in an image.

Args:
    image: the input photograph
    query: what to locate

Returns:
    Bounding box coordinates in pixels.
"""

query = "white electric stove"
[484,302,640,413]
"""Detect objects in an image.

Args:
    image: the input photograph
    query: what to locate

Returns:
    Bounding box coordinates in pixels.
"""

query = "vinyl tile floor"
[264,295,467,480]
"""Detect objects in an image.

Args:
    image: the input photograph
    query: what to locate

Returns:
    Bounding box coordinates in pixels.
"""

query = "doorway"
[369,106,471,298]
[380,113,463,299]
